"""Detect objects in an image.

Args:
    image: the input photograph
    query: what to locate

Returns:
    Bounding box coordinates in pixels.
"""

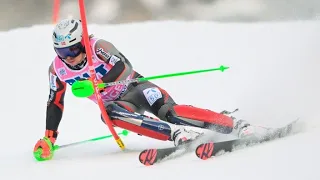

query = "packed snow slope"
[0,20,319,180]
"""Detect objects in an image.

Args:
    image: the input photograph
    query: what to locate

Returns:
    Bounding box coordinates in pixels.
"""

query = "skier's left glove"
[33,130,58,161]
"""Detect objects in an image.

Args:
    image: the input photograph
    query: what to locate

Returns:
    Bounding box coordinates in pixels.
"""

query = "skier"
[33,19,254,160]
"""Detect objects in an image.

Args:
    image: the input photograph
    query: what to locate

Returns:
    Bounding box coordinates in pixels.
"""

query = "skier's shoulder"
[48,55,62,74]
[92,36,120,56]
[48,60,56,75]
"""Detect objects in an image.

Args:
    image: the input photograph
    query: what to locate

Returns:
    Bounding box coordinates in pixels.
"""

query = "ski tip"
[195,142,214,160]
[139,149,158,166]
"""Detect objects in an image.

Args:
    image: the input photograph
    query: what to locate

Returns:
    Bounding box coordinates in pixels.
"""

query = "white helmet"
[52,19,85,59]
[52,19,83,48]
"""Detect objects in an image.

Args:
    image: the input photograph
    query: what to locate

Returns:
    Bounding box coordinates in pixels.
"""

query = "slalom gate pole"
[78,0,126,150]
[52,0,60,24]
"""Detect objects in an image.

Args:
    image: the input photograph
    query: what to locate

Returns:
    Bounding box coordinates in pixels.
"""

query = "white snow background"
[0,20,319,180]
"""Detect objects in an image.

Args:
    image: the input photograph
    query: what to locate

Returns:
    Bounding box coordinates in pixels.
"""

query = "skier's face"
[64,53,85,66]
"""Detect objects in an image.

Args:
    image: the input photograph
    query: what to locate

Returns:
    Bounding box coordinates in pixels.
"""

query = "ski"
[195,119,299,160]
[139,119,300,166]
[139,147,178,166]
[138,138,198,166]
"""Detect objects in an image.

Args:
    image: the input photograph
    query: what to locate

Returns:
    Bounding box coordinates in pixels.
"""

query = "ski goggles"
[54,42,83,59]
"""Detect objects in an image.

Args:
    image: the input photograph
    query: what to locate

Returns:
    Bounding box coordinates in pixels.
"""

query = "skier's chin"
[66,59,82,66]
[68,61,78,66]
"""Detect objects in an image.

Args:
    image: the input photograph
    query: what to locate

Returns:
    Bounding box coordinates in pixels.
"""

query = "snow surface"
[0,20,320,180]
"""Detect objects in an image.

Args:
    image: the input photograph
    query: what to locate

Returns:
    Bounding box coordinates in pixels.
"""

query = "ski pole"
[53,129,129,151]
[71,65,229,98]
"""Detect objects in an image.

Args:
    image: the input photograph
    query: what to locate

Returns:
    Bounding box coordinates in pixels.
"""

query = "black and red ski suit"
[45,37,234,142]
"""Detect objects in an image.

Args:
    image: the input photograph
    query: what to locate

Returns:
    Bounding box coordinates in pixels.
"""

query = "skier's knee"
[100,101,139,124]
[157,103,174,121]
[100,102,123,124]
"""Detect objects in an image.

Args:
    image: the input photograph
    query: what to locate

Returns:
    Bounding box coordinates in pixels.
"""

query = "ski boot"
[220,109,256,139]
[231,118,256,139]
[171,126,202,146]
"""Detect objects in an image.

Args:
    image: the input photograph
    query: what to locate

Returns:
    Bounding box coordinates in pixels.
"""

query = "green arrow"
[139,65,229,81]
[71,65,229,98]
[54,129,129,150]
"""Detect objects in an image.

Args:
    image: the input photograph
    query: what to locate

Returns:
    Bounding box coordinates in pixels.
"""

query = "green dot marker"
[122,129,129,136]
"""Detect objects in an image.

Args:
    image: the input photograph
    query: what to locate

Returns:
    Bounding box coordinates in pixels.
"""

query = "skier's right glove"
[33,130,58,161]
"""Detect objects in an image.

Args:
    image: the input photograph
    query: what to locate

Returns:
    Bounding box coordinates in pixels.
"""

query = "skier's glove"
[33,130,58,161]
